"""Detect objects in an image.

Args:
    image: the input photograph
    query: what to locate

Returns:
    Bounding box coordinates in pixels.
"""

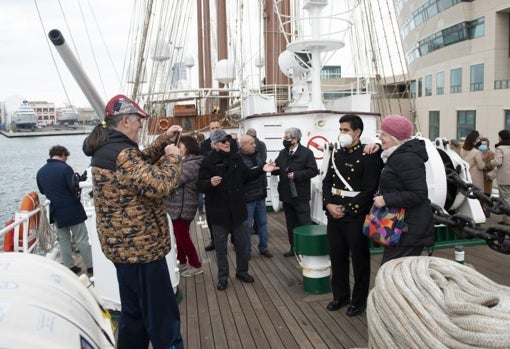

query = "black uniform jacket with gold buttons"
[322,143,384,221]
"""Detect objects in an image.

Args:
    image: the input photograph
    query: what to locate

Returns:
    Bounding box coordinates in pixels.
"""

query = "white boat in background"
[58,107,80,125]
[12,100,37,129]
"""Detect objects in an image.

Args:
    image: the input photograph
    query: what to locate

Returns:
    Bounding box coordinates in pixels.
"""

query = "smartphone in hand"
[216,163,225,177]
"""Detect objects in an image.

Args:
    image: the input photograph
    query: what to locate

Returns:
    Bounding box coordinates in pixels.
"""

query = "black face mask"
[283,140,292,149]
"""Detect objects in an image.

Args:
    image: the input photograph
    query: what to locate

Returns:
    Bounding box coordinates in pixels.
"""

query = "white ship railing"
[0,200,51,253]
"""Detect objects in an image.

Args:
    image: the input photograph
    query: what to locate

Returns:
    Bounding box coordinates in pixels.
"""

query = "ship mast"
[197,0,212,88]
[264,0,290,86]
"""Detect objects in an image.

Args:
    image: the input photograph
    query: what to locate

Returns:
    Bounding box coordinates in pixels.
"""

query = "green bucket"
[294,225,331,294]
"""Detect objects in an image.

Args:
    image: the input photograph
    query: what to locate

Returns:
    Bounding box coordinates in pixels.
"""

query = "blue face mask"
[478,144,488,151]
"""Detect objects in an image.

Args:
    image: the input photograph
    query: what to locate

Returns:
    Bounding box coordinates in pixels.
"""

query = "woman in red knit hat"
[373,114,434,264]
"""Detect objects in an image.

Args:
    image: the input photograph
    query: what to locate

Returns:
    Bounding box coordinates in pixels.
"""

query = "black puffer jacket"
[379,138,434,247]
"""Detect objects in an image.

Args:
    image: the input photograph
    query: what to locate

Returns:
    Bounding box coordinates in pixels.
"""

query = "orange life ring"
[158,118,170,132]
[3,192,40,252]
[2,219,15,252]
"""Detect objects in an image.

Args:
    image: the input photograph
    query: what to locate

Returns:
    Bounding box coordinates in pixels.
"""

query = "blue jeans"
[115,259,184,349]
[246,199,269,253]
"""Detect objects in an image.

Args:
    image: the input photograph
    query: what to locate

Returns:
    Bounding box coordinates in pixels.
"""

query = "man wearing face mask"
[322,114,383,317]
[272,127,319,257]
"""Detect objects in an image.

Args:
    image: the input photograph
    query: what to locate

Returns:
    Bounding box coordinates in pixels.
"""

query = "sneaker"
[181,266,203,277]
[178,263,188,272]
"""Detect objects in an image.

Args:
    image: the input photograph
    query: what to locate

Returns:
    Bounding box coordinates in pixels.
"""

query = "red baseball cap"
[105,94,149,118]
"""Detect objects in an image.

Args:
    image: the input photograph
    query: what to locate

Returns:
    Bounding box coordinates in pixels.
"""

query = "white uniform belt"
[331,188,360,197]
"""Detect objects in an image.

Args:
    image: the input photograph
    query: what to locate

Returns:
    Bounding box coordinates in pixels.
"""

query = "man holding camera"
[272,127,319,257]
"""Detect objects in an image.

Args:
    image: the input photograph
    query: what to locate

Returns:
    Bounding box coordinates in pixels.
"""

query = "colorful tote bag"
[362,205,406,247]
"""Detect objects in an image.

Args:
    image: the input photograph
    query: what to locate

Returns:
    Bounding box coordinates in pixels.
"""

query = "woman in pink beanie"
[373,114,434,264]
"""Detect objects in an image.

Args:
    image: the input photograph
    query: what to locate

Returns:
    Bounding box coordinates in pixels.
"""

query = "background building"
[395,0,510,144]
[31,101,56,126]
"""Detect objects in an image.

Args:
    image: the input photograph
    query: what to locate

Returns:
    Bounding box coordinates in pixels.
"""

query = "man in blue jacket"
[36,145,93,275]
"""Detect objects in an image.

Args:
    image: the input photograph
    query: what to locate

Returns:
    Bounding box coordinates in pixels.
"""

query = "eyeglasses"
[219,138,230,144]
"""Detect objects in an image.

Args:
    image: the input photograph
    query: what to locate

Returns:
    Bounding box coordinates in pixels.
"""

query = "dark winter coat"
[83,129,182,264]
[239,150,267,202]
[378,138,434,247]
[272,144,319,203]
[197,150,263,226]
[164,154,204,221]
[36,159,87,228]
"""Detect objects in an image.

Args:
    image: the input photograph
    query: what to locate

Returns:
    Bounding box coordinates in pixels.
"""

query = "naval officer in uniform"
[322,114,383,317]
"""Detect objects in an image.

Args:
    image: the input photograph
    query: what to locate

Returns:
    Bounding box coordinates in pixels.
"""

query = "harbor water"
[0,134,91,226]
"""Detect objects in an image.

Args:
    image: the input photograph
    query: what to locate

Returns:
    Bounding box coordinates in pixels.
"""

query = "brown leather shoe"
[260,250,273,258]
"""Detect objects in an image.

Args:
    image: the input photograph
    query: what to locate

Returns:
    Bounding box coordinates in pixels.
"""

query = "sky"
[0,1,401,114]
[0,1,131,110]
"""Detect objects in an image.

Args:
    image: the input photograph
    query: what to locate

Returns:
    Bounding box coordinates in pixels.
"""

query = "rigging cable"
[85,0,123,90]
[76,0,108,99]
[33,0,73,107]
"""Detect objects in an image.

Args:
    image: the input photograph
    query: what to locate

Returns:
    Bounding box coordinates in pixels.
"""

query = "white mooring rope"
[367,256,510,349]
[38,205,56,253]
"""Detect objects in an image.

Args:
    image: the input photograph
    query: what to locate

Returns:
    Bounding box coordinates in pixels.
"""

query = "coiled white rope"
[367,256,510,349]
[38,205,56,253]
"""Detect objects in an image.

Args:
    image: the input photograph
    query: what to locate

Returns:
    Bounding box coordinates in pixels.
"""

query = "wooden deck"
[178,211,510,349]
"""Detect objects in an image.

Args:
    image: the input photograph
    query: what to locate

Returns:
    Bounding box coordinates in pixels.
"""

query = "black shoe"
[87,267,94,276]
[70,265,81,274]
[326,299,350,311]
[235,272,254,283]
[346,304,366,317]
[217,280,228,291]
[205,242,215,251]
[260,250,273,258]
[283,249,295,257]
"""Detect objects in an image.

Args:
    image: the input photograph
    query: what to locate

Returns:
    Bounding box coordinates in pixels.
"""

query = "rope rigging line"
[76,0,108,99]
[84,0,123,89]
[33,0,73,106]
[367,256,510,348]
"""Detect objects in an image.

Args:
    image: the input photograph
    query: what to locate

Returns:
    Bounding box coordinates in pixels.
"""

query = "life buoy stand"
[2,192,40,252]
[158,118,170,132]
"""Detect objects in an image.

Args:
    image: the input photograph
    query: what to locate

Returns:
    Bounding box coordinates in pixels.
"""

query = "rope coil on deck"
[367,256,510,348]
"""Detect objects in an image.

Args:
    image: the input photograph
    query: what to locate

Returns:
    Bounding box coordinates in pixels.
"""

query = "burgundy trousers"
[172,218,202,268]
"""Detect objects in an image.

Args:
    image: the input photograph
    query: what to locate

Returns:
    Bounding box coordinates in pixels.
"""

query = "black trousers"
[327,218,370,307]
[381,246,424,265]
[282,201,313,249]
